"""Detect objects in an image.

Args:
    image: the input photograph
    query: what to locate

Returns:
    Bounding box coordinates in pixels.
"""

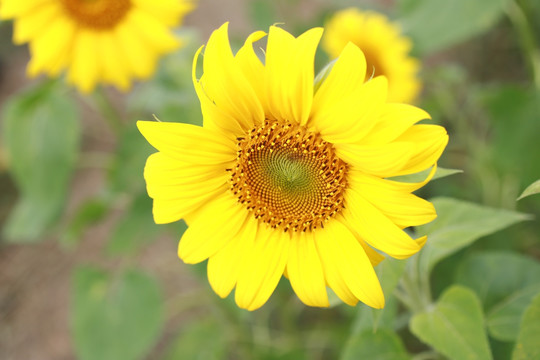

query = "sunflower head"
[138,23,448,311]
[322,7,421,103]
[0,0,194,92]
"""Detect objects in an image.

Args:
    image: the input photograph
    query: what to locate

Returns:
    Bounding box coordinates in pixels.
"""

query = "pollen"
[230,120,348,232]
[60,0,132,29]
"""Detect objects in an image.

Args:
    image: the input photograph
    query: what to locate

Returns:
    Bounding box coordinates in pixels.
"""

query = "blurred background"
[1,0,539,359]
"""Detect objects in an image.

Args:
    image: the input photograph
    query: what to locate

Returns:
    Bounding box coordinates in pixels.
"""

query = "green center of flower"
[61,0,132,29]
[230,120,348,232]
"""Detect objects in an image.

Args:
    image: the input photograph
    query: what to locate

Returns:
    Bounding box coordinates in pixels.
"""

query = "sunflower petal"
[207,217,258,298]
[200,23,265,134]
[178,191,249,264]
[265,26,323,126]
[315,220,384,308]
[345,190,424,259]
[287,231,329,307]
[235,223,290,311]
[137,120,236,164]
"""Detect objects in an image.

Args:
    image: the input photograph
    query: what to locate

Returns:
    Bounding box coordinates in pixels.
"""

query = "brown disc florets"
[61,0,132,29]
[229,120,348,232]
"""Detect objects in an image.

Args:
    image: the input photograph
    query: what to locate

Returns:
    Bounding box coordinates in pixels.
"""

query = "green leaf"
[1,81,80,242]
[518,179,540,200]
[389,167,462,183]
[108,122,154,195]
[455,252,540,341]
[72,266,164,360]
[106,193,160,255]
[341,328,411,360]
[250,0,277,29]
[162,320,227,360]
[416,197,531,274]
[61,198,109,247]
[512,292,540,360]
[410,286,493,360]
[399,0,507,54]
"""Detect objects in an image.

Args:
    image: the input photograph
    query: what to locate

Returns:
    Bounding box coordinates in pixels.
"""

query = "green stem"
[93,88,124,133]
[506,0,540,89]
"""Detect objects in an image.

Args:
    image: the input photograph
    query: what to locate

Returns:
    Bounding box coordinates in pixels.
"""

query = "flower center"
[230,120,348,232]
[60,0,132,29]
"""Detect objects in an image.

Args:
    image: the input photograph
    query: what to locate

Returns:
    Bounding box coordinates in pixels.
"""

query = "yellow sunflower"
[138,23,448,311]
[322,8,421,103]
[0,0,193,93]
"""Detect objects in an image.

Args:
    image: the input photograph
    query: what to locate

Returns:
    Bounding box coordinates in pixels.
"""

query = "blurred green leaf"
[416,197,531,274]
[162,319,227,360]
[340,328,410,360]
[106,192,160,255]
[410,286,493,360]
[483,87,540,188]
[399,0,507,54]
[455,252,540,341]
[108,121,154,195]
[512,292,540,360]
[61,198,109,247]
[250,0,277,29]
[1,81,80,242]
[72,266,164,360]
[517,179,540,200]
[389,167,462,183]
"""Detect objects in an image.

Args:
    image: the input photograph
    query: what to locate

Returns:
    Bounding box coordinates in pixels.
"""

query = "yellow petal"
[336,141,414,177]
[311,76,387,144]
[350,176,437,228]
[311,42,366,124]
[0,0,49,18]
[315,220,384,308]
[131,0,193,27]
[12,1,60,44]
[265,26,323,126]
[127,7,180,53]
[115,21,155,79]
[362,103,431,145]
[26,12,75,77]
[394,124,449,176]
[98,31,131,91]
[287,231,329,307]
[235,223,290,311]
[344,189,424,259]
[66,29,99,93]
[201,23,265,134]
[178,191,249,264]
[137,121,236,164]
[144,152,229,223]
[207,217,258,298]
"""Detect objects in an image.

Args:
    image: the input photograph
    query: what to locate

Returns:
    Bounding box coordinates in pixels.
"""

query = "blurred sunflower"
[0,0,194,93]
[139,23,448,311]
[322,8,421,103]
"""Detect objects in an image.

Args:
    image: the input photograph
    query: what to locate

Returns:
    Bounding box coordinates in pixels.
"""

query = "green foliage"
[518,179,540,200]
[399,0,507,54]
[410,286,493,360]
[341,328,411,360]
[106,193,161,255]
[71,266,164,360]
[416,197,531,274]
[512,292,540,360]
[1,81,80,242]
[162,320,228,360]
[455,252,540,341]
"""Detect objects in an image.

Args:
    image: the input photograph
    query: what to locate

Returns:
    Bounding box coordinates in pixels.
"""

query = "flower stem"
[93,88,124,133]
[506,0,540,89]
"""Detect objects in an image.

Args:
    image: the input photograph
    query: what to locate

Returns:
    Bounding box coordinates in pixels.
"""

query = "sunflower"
[322,8,421,103]
[0,0,193,93]
[138,23,448,311]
